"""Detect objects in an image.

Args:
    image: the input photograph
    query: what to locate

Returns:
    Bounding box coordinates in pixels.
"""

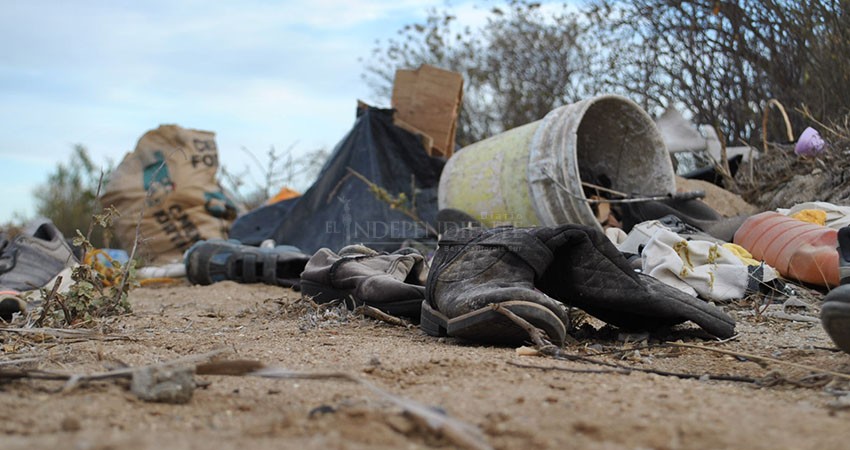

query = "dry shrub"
[735,121,850,210]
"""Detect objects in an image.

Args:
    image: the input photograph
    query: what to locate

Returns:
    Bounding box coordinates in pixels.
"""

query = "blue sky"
[0,0,493,222]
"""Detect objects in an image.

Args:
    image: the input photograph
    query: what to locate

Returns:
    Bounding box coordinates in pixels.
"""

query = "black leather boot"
[421,227,570,345]
[422,225,736,346]
[532,225,735,339]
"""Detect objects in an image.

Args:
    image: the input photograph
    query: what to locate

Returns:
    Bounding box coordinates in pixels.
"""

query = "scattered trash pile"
[3,65,850,448]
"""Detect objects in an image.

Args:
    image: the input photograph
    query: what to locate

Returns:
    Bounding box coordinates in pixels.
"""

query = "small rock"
[828,395,850,412]
[130,365,195,404]
[308,405,336,418]
[61,417,81,432]
[385,414,415,435]
[516,346,540,357]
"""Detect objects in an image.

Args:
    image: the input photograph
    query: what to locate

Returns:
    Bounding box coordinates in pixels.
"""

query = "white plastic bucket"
[438,95,676,230]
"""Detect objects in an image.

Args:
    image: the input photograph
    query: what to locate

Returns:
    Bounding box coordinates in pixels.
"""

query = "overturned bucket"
[438,95,676,229]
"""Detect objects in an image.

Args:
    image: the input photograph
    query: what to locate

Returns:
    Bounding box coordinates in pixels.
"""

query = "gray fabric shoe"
[422,225,736,346]
[0,218,78,292]
[300,245,428,317]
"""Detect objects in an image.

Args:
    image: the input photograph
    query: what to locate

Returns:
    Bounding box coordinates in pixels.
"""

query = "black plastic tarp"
[229,107,445,254]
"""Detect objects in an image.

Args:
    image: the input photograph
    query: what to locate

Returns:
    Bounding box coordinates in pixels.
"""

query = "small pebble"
[61,417,81,432]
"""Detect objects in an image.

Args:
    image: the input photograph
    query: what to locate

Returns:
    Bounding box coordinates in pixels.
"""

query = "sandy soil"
[2,280,850,450]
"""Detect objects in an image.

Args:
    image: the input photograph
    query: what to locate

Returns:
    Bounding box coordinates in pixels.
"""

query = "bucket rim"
[527,94,673,230]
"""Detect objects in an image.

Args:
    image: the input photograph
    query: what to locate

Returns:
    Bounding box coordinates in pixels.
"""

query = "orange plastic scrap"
[733,211,838,287]
[267,187,301,205]
[84,249,122,287]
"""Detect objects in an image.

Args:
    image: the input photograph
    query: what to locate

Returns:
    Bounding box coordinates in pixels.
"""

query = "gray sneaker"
[0,218,78,292]
[300,245,428,317]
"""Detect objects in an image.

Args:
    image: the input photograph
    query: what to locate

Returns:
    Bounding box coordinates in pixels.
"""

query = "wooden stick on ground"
[34,276,64,327]
[668,342,850,382]
[489,303,556,352]
[354,304,411,328]
[507,360,629,375]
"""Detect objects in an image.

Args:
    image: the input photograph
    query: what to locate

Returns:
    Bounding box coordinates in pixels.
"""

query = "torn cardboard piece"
[391,64,463,158]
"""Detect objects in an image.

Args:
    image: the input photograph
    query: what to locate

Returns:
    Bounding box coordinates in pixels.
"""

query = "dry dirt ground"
[2,281,850,450]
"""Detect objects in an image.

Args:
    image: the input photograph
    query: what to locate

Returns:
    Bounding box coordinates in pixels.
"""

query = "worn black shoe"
[300,245,428,318]
[422,227,570,346]
[185,239,309,289]
[533,225,735,339]
[422,225,736,346]
[821,226,850,354]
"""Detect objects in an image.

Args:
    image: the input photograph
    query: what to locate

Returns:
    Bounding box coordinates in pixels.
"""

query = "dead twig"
[798,104,850,141]
[580,181,629,198]
[509,349,758,383]
[712,124,736,188]
[55,296,72,325]
[762,99,794,154]
[0,369,71,381]
[492,313,758,383]
[548,353,757,383]
[35,276,64,327]
[490,303,555,350]
[346,168,439,236]
[0,349,226,386]
[542,168,704,204]
[506,360,629,375]
[0,357,42,367]
[668,342,850,382]
[326,172,354,204]
[61,349,227,391]
[0,327,102,339]
[82,171,106,256]
[354,304,411,328]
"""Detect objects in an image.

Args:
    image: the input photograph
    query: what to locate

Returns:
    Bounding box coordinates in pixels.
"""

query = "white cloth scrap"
[777,202,850,229]
[605,227,628,247]
[642,229,777,302]
[615,220,668,254]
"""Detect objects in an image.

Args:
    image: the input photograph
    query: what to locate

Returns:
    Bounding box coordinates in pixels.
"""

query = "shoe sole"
[0,293,26,322]
[822,286,850,354]
[420,300,566,346]
[186,240,307,286]
[301,280,423,318]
